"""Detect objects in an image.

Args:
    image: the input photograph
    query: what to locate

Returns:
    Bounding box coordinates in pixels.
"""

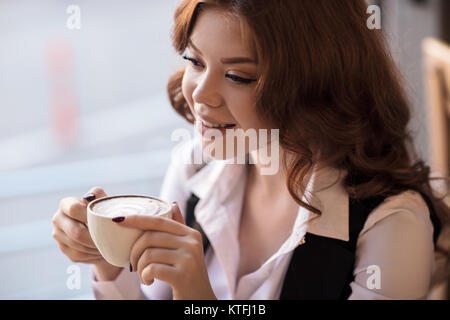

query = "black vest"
[185,191,441,300]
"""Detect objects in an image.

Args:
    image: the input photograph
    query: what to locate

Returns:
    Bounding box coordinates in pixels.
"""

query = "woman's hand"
[52,187,123,280]
[113,203,217,300]
[52,187,106,264]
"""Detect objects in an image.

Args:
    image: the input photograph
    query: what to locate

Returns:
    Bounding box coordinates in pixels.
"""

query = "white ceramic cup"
[87,195,173,268]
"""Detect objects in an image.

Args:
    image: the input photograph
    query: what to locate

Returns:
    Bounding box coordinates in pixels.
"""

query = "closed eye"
[182,55,202,68]
[225,74,257,85]
[182,55,257,85]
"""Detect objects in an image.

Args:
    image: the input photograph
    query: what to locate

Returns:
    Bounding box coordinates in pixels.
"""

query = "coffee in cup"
[87,195,173,268]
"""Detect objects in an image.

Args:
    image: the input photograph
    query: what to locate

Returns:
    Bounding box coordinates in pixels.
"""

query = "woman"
[52,0,449,299]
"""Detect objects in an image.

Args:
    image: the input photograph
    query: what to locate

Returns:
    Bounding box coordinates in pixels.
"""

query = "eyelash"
[182,55,256,85]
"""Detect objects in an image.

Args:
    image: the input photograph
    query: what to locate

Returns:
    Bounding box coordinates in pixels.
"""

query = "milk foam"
[92,197,168,218]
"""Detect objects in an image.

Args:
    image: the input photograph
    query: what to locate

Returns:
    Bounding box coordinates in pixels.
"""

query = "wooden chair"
[422,37,450,300]
[423,38,450,178]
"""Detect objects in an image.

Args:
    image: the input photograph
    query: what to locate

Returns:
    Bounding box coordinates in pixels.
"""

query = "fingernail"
[112,216,125,223]
[83,193,96,202]
[172,201,177,206]
[129,263,133,272]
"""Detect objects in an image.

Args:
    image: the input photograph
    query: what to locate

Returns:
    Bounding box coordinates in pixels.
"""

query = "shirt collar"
[185,159,244,204]
[185,156,350,242]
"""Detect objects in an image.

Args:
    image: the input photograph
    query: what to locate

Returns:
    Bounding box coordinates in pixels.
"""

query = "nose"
[192,71,223,108]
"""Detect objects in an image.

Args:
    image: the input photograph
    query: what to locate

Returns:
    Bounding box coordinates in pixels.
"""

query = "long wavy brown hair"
[167,0,450,251]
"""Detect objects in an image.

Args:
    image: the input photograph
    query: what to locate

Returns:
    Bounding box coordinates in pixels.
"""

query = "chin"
[199,138,254,164]
[200,139,235,161]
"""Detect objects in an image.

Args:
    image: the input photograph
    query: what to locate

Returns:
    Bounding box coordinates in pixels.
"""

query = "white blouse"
[91,138,436,300]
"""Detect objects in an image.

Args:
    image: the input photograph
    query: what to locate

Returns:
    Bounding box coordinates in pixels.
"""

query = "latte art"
[92,197,168,218]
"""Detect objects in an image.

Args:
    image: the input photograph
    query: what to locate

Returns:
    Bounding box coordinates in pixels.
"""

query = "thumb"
[171,202,186,225]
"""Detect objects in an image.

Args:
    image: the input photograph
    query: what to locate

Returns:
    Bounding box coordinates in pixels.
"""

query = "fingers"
[56,242,104,264]
[52,225,101,256]
[141,262,177,286]
[60,197,89,225]
[129,231,185,271]
[171,203,186,225]
[81,186,108,206]
[53,187,109,265]
[53,210,98,249]
[136,247,178,281]
[113,214,188,236]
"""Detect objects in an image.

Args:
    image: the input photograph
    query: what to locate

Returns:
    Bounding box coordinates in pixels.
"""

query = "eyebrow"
[188,40,257,65]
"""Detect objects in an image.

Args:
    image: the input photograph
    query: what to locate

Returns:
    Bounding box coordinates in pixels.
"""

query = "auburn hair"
[167,0,450,250]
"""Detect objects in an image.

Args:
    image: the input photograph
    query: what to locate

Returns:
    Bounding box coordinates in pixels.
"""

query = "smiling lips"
[202,119,236,128]
[197,114,236,129]
[197,120,236,136]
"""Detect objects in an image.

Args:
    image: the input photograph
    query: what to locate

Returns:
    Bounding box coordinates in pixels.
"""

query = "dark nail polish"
[83,193,96,202]
[112,216,125,223]
[129,263,133,272]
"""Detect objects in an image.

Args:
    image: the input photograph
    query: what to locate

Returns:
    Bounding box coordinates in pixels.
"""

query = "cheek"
[229,103,275,146]
[229,103,262,130]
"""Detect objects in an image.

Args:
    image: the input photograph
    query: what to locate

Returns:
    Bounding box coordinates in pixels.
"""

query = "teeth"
[203,120,233,128]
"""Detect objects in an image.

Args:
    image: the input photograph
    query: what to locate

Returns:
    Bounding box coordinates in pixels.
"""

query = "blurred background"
[0,0,449,299]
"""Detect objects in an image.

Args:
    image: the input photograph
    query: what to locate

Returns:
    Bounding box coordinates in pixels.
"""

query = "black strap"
[185,193,210,254]
[279,195,386,300]
[417,190,441,245]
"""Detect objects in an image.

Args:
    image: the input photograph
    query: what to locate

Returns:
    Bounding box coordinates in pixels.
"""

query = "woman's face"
[181,7,268,160]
